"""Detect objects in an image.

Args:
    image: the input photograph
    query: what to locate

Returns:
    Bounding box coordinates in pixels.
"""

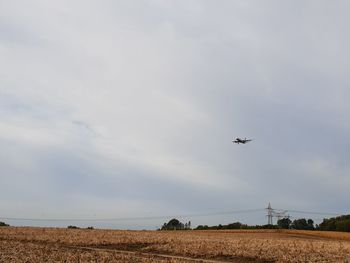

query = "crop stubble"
[0,227,350,262]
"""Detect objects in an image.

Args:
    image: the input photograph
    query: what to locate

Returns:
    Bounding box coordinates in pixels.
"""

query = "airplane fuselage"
[233,138,252,144]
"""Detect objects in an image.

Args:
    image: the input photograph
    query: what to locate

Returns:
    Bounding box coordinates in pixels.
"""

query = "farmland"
[1,227,350,262]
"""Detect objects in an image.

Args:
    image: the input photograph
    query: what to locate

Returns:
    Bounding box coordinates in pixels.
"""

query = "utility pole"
[267,202,273,225]
[266,203,289,225]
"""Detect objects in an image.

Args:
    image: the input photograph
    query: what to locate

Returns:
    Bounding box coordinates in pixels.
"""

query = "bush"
[67,225,80,229]
[0,221,9,227]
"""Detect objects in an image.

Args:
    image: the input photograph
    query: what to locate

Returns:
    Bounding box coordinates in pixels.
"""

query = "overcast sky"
[1,0,349,229]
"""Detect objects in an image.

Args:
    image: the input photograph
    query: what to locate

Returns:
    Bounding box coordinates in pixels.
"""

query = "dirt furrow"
[66,245,271,263]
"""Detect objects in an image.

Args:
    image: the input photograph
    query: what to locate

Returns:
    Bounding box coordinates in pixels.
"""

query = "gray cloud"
[0,0,349,229]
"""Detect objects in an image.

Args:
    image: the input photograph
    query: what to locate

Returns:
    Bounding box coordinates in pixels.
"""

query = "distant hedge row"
[195,222,279,230]
[67,225,94,229]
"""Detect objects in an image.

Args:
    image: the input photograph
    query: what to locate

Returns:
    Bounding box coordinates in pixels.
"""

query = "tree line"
[160,214,350,232]
[277,215,350,231]
[318,215,350,232]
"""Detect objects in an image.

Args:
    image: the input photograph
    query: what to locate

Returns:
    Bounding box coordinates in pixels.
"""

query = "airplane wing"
[232,138,252,144]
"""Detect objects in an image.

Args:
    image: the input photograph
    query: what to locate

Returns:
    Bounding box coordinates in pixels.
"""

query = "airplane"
[232,137,252,144]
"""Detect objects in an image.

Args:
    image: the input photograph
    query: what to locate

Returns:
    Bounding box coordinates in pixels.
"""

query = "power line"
[1,207,343,223]
[0,208,264,222]
[265,203,343,225]
[274,209,340,216]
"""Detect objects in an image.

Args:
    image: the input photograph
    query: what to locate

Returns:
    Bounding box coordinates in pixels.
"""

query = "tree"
[277,217,291,229]
[161,218,188,230]
[291,218,314,230]
[227,222,242,229]
[67,225,80,229]
[291,219,306,229]
[168,218,180,229]
[307,219,314,230]
[319,215,350,232]
[0,222,9,227]
[195,225,209,230]
[335,219,350,232]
